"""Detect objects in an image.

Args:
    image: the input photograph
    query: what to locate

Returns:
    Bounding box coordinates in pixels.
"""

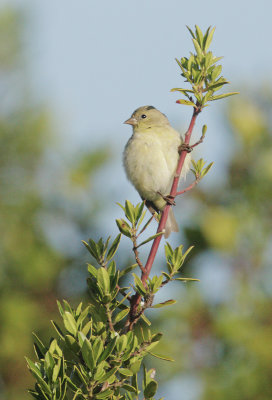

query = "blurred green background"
[1,1,272,400]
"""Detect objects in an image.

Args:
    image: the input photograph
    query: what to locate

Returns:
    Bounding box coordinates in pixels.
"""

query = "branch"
[132,235,146,274]
[105,304,114,332]
[128,107,201,329]
[176,176,200,196]
[191,131,205,148]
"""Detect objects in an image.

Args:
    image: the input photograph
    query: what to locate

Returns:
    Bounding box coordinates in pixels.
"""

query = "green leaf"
[202,124,207,136]
[148,352,175,362]
[96,389,114,399]
[65,334,80,353]
[116,334,128,353]
[132,273,147,296]
[116,218,132,238]
[130,360,142,375]
[98,336,117,363]
[144,380,158,399]
[84,239,99,260]
[114,308,130,324]
[137,231,164,248]
[52,358,62,382]
[25,357,42,378]
[170,87,194,93]
[211,64,222,81]
[204,26,215,51]
[205,80,229,92]
[201,162,214,177]
[97,367,118,383]
[210,55,224,66]
[56,300,64,317]
[119,368,133,377]
[176,99,196,107]
[152,299,176,308]
[81,339,95,370]
[76,305,90,329]
[97,267,110,295]
[210,92,239,101]
[26,358,51,396]
[63,312,77,336]
[87,264,97,278]
[125,200,136,224]
[92,337,104,363]
[182,245,194,261]
[119,263,137,278]
[81,319,93,336]
[122,384,138,394]
[140,313,151,326]
[32,333,47,357]
[186,25,196,39]
[44,351,54,378]
[162,271,171,280]
[135,201,145,225]
[192,38,203,59]
[195,25,204,48]
[149,275,163,293]
[106,234,121,262]
[174,277,200,282]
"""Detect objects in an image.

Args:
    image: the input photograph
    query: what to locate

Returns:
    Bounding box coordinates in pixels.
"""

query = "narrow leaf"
[204,26,215,51]
[152,299,177,308]
[137,231,164,248]
[148,352,175,362]
[106,234,121,262]
[114,308,130,324]
[97,267,110,295]
[210,92,239,101]
[81,339,95,370]
[174,277,200,282]
[144,380,158,399]
[176,99,196,107]
[119,264,137,278]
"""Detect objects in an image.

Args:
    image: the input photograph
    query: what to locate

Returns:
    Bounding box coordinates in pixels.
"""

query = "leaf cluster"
[26,299,164,400]
[171,25,238,109]
[27,201,197,400]
[191,158,214,180]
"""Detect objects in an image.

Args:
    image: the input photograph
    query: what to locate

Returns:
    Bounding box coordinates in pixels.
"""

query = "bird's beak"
[123,117,137,126]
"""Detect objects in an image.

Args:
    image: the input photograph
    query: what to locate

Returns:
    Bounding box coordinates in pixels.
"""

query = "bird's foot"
[157,192,176,206]
[178,143,193,154]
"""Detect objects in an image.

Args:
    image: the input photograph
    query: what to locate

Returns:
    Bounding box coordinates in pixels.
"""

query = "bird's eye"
[141,114,147,119]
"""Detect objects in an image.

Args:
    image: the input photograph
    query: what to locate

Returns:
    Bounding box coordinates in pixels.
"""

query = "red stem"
[143,108,200,281]
[128,108,200,327]
[176,178,199,196]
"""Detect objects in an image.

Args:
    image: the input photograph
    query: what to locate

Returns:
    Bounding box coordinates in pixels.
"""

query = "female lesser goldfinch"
[123,106,191,238]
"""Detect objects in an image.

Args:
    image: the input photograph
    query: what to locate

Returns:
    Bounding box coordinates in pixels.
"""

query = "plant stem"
[143,107,200,281]
[105,304,114,332]
[128,107,201,329]
[176,177,199,196]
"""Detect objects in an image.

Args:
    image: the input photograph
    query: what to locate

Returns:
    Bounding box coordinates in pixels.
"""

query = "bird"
[123,105,191,238]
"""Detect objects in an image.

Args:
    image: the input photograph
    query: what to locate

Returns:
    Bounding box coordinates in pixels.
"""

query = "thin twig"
[117,284,132,301]
[176,177,200,196]
[105,304,114,332]
[191,132,205,148]
[132,235,145,274]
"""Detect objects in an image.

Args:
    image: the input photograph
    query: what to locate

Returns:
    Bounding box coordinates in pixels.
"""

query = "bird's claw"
[157,192,176,206]
[178,143,193,154]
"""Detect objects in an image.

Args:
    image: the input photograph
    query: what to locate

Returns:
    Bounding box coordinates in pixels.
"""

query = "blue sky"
[20,0,271,144]
[16,0,271,196]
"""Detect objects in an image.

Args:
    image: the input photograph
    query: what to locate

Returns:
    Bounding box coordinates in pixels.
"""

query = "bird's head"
[124,106,170,131]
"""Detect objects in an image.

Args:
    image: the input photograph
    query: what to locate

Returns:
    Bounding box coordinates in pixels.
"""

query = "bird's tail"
[164,207,179,238]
